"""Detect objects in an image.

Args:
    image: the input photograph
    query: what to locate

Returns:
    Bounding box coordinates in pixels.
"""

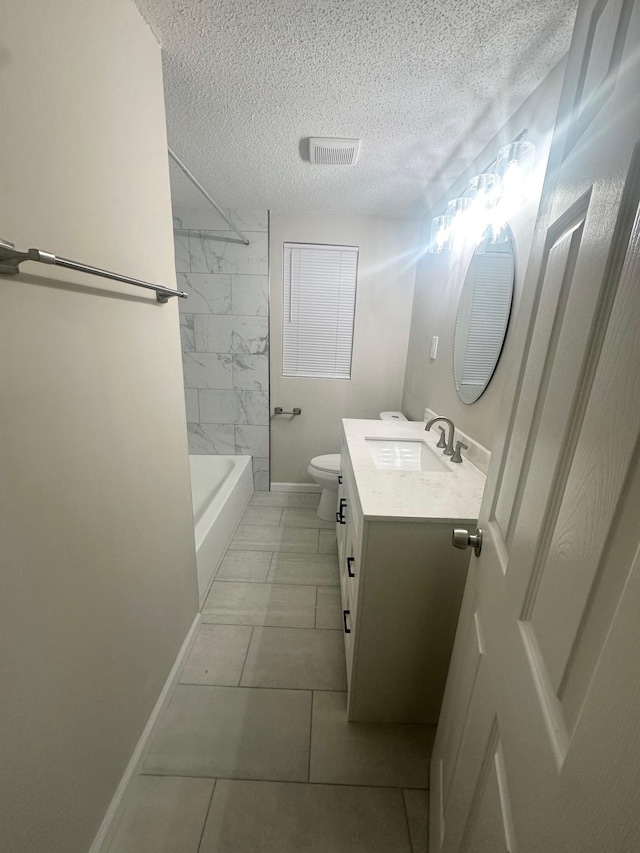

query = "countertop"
[342,419,486,523]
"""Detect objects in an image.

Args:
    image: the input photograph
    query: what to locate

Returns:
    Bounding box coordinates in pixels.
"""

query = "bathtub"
[189,455,254,605]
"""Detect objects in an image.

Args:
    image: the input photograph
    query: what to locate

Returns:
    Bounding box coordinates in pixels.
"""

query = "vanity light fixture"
[428,133,535,254]
[495,140,535,206]
[465,173,499,244]
[429,214,453,254]
[484,220,510,244]
[446,197,471,246]
[467,172,499,205]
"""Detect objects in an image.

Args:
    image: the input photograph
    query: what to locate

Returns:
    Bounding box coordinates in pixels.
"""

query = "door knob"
[452,527,483,557]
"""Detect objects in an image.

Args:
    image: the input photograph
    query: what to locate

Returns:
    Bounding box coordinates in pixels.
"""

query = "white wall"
[269,213,419,484]
[0,4,198,852]
[402,62,565,451]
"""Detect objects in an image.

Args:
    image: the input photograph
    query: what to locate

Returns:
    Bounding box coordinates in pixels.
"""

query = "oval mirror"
[453,227,515,404]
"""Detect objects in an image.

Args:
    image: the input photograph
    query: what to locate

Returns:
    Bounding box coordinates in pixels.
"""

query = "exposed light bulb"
[496,141,535,206]
[467,173,499,208]
[446,197,471,243]
[429,215,453,253]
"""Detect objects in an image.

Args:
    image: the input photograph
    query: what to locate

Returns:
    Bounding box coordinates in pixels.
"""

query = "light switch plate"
[430,335,439,360]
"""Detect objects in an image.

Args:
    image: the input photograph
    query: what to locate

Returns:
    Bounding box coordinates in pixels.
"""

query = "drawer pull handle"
[347,557,355,577]
[338,474,343,484]
[343,609,351,634]
[336,498,347,524]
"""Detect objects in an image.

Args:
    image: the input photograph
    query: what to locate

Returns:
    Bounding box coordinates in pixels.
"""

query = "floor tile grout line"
[228,548,326,556]
[198,621,342,632]
[265,550,276,584]
[138,771,430,791]
[236,517,333,529]
[401,788,416,853]
[314,586,318,629]
[308,690,314,783]
[209,579,338,589]
[237,626,255,686]
[196,779,217,853]
[238,523,332,530]
[250,502,322,510]
[177,682,348,692]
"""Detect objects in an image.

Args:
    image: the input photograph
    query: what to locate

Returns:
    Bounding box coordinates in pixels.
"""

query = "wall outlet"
[430,335,439,360]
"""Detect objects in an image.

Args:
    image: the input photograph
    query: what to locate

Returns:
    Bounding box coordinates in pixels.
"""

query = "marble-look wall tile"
[183,352,233,390]
[190,231,268,276]
[175,211,270,467]
[188,423,236,455]
[232,355,269,391]
[177,273,232,315]
[180,314,195,352]
[173,209,231,232]
[174,230,191,273]
[252,457,270,491]
[185,389,199,422]
[235,425,269,458]
[194,315,268,355]
[199,390,269,425]
[231,275,268,316]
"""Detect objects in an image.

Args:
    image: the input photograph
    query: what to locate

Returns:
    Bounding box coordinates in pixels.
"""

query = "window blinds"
[282,242,358,379]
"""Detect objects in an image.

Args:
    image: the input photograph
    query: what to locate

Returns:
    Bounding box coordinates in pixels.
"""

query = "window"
[282,242,358,379]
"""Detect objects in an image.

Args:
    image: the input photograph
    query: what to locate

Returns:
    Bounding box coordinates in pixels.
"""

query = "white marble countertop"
[343,419,486,523]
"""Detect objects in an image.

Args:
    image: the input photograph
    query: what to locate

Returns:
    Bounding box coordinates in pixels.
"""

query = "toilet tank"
[379,411,407,421]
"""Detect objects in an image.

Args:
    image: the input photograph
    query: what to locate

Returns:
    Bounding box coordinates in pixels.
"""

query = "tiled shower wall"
[173,209,270,490]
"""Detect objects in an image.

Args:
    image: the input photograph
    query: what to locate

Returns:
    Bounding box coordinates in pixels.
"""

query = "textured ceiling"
[134,0,578,218]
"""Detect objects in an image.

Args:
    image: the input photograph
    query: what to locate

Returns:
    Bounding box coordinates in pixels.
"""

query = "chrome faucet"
[425,417,455,456]
[451,440,468,464]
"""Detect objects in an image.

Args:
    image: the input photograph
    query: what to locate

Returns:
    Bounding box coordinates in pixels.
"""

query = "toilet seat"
[309,453,341,474]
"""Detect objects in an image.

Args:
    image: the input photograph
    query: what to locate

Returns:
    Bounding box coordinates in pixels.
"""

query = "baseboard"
[88,612,201,853]
[270,482,322,493]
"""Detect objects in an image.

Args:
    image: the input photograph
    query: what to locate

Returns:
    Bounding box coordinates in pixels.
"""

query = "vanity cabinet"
[336,422,482,724]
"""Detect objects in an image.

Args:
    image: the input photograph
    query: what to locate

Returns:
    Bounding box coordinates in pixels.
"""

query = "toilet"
[308,411,407,521]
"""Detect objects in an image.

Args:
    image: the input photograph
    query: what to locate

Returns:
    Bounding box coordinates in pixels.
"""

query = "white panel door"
[431,2,640,851]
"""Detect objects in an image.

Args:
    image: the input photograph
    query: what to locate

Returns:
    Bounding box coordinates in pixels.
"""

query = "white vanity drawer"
[344,473,362,542]
[345,526,361,617]
[340,581,354,685]
[340,555,357,631]
[340,439,362,540]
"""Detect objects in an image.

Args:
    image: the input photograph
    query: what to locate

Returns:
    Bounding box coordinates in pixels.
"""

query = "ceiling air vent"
[308,137,361,166]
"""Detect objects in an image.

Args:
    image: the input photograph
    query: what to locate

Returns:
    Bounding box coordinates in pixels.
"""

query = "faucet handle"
[451,440,468,464]
[436,426,447,448]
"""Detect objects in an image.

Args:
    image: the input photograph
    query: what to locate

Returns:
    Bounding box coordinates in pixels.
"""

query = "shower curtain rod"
[168,148,251,246]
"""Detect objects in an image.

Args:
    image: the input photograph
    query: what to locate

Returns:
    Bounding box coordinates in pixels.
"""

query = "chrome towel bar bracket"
[0,240,188,303]
[273,407,302,416]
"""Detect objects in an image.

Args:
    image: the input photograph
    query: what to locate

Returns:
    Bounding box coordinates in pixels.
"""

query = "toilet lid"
[309,453,341,474]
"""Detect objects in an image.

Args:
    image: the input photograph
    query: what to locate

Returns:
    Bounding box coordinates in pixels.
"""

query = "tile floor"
[102,491,432,853]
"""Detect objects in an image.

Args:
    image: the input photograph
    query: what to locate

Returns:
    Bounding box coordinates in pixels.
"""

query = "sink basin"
[365,437,450,472]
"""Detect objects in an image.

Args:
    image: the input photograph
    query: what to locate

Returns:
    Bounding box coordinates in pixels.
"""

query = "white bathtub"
[189,455,254,605]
